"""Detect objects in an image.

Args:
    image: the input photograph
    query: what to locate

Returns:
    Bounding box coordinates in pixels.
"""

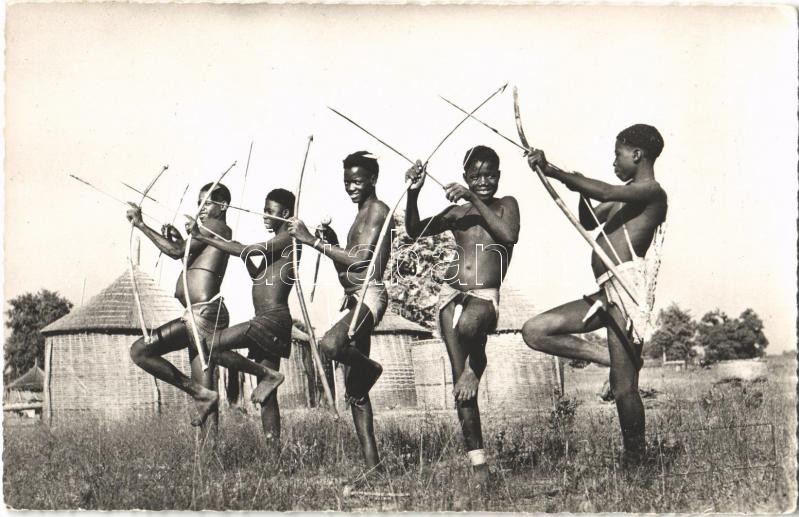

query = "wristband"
[313,238,321,250]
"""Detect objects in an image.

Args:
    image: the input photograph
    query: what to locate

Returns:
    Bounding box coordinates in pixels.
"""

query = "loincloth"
[182,293,230,350]
[595,259,649,345]
[244,304,294,362]
[342,281,388,327]
[437,282,500,332]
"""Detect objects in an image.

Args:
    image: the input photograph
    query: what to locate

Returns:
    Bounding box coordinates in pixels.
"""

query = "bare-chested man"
[522,124,667,465]
[404,145,520,485]
[127,183,232,428]
[188,188,297,441]
[288,151,390,471]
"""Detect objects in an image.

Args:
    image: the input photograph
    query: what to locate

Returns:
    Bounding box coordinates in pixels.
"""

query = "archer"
[289,151,390,472]
[187,188,297,442]
[522,124,668,465]
[127,183,233,429]
[404,145,520,486]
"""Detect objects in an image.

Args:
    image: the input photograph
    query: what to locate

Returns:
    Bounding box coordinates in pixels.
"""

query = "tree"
[736,308,769,357]
[695,308,768,362]
[386,209,456,328]
[645,304,697,361]
[4,289,72,382]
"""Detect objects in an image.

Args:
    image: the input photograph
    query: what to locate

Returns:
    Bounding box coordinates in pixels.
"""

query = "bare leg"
[521,293,611,366]
[440,297,495,486]
[129,319,218,427]
[208,323,285,404]
[350,392,380,471]
[605,304,646,461]
[257,357,282,444]
[320,310,382,401]
[321,310,381,470]
[352,318,381,470]
[190,351,219,429]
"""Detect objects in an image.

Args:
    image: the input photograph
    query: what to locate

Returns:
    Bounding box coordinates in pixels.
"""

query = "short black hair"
[265,188,295,216]
[617,124,664,161]
[463,145,499,171]
[343,151,379,177]
[200,182,232,204]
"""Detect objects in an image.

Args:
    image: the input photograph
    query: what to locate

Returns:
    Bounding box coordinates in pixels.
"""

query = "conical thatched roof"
[41,267,184,335]
[375,310,432,336]
[6,364,45,392]
[495,284,536,333]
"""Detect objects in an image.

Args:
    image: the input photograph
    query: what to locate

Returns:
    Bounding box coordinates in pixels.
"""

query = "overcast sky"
[4,4,796,353]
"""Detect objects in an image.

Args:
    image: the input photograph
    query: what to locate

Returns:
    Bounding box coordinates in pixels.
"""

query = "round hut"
[412,284,563,412]
[332,310,433,411]
[40,266,192,424]
[42,266,340,423]
[4,362,45,418]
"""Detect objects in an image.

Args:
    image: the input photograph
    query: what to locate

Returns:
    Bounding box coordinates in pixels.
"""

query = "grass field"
[4,354,796,511]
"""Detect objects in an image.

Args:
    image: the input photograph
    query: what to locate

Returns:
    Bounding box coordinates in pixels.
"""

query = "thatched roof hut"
[6,363,45,394]
[332,310,433,411]
[42,262,339,423]
[412,284,563,412]
[4,363,45,417]
[41,266,191,424]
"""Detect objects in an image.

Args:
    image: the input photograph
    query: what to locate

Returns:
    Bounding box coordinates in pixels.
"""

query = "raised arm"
[126,203,186,259]
[465,194,520,245]
[404,162,454,239]
[528,152,664,204]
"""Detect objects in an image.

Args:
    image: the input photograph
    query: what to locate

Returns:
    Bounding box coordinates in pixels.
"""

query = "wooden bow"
[182,161,237,371]
[128,165,169,343]
[512,87,640,306]
[292,136,338,417]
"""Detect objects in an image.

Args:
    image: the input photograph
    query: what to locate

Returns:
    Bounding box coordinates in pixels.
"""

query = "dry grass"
[4,354,796,511]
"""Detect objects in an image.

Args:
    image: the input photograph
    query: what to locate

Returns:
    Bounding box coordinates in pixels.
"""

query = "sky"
[4,4,797,353]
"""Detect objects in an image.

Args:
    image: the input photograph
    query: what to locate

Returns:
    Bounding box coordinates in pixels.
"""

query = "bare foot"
[191,388,219,427]
[251,369,285,404]
[454,364,480,402]
[346,358,383,400]
[473,464,490,487]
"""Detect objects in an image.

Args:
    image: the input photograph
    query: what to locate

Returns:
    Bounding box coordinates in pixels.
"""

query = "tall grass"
[4,355,796,511]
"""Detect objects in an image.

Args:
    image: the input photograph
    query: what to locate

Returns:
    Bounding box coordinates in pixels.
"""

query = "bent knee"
[522,317,553,348]
[456,317,485,341]
[129,339,149,365]
[320,336,343,361]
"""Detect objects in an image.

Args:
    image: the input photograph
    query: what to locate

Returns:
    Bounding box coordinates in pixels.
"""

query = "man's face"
[343,166,376,204]
[197,189,226,222]
[463,159,500,201]
[613,141,638,181]
[263,199,288,232]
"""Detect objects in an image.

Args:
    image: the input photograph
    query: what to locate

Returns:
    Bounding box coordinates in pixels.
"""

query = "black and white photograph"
[2,2,797,512]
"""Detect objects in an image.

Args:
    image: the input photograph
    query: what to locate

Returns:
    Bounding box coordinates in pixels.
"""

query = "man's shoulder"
[203,218,232,238]
[498,195,520,208]
[364,198,391,219]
